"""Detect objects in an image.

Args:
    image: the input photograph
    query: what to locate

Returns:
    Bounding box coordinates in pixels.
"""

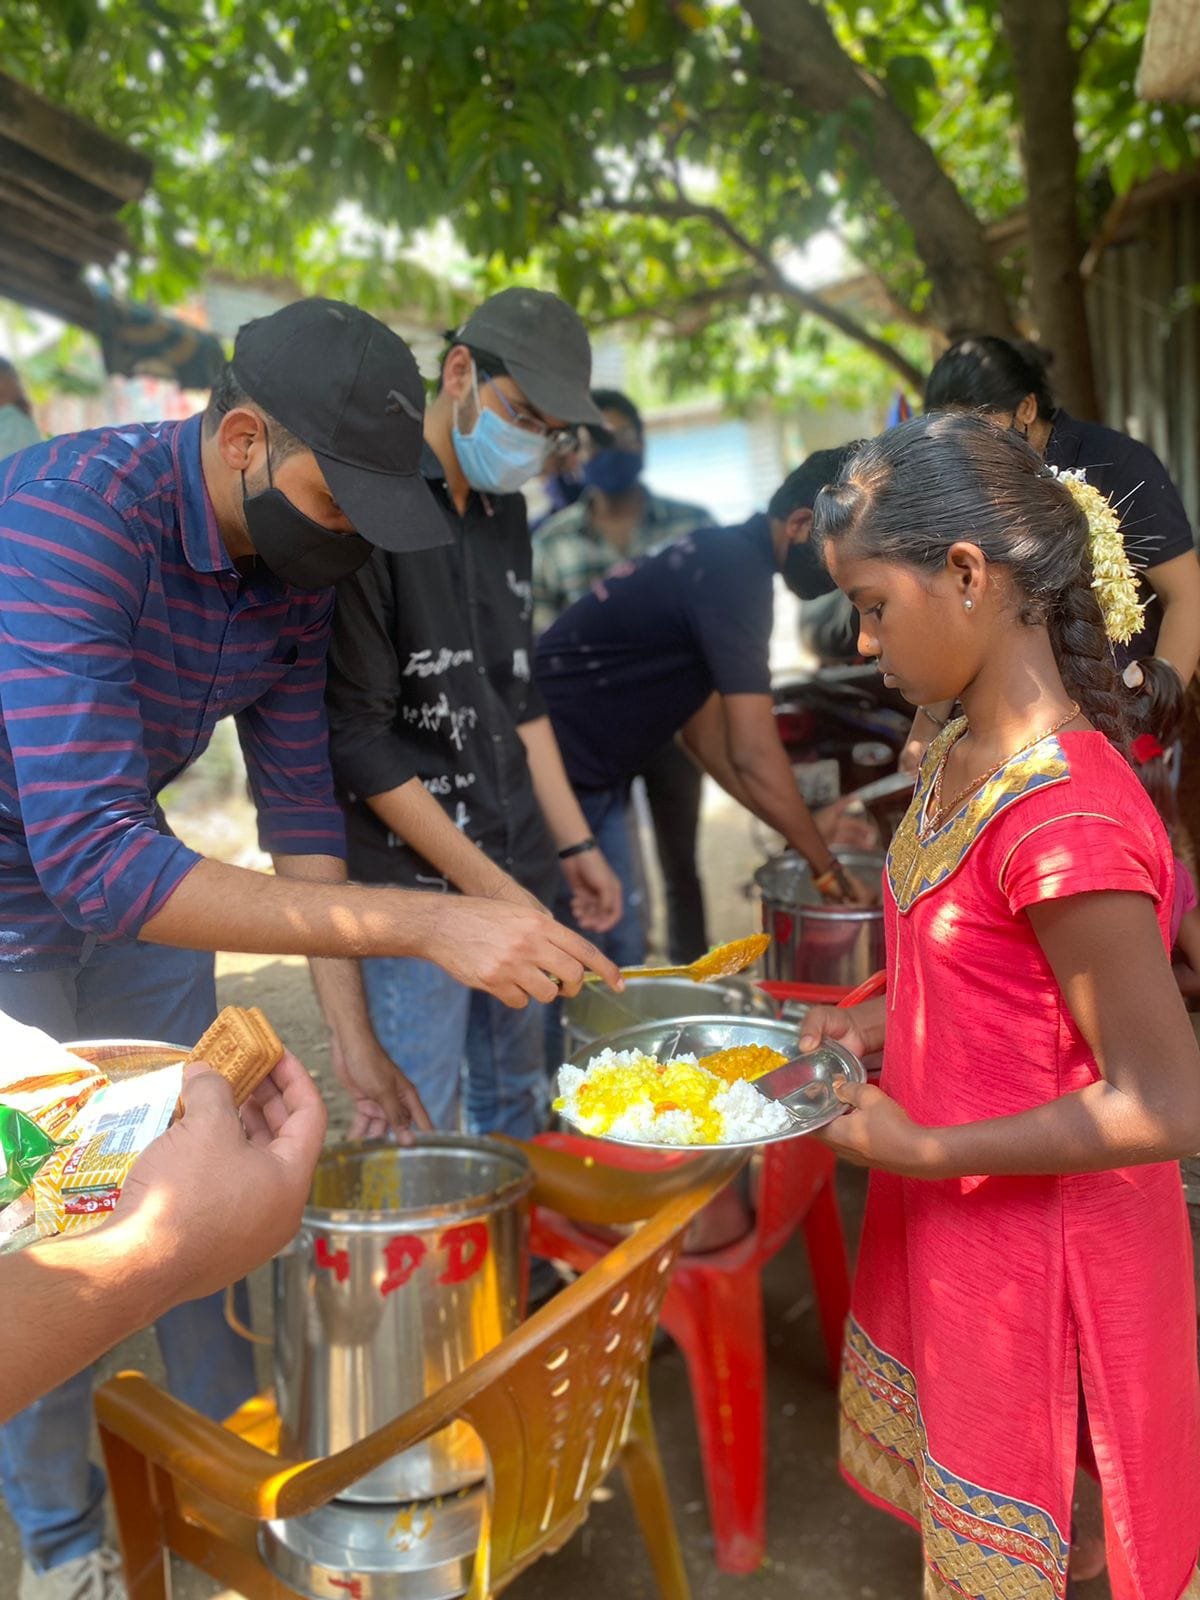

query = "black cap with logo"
[450,289,605,428]
[231,298,450,553]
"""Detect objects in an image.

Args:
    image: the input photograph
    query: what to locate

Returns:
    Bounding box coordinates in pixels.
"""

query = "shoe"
[19,1548,128,1600]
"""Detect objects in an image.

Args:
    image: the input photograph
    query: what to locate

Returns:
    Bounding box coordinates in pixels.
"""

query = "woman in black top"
[925,335,1200,676]
[900,335,1200,768]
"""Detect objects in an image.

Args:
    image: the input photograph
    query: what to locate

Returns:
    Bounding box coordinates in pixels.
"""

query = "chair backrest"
[267,1145,743,1594]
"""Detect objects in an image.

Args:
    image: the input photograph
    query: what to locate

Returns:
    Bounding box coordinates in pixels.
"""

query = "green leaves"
[1,0,1193,410]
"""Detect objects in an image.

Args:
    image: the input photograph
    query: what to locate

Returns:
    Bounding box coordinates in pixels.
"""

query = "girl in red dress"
[800,413,1200,1600]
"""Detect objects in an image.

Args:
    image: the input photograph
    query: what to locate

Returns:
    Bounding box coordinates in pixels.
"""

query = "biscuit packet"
[0,1006,283,1245]
[33,1062,184,1237]
[0,1014,109,1140]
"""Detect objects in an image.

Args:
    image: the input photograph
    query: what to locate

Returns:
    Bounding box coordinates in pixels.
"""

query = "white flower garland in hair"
[1048,465,1145,646]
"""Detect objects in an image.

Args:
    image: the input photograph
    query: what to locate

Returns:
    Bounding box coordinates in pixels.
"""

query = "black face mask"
[781,536,835,602]
[242,426,372,589]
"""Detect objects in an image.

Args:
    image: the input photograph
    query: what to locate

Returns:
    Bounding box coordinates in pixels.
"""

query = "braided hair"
[812,413,1129,747]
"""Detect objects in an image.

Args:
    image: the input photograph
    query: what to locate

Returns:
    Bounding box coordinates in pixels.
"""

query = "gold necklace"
[922,702,1081,836]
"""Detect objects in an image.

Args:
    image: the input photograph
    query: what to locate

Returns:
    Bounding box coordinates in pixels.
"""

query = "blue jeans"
[546,786,648,1072]
[562,787,647,967]
[0,939,258,1573]
[362,955,548,1139]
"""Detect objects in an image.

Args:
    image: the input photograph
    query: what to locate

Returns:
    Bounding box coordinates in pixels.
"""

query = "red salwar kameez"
[841,726,1200,1600]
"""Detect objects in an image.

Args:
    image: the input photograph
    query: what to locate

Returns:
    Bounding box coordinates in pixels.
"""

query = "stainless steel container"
[273,1136,532,1504]
[563,974,774,1059]
[755,848,886,989]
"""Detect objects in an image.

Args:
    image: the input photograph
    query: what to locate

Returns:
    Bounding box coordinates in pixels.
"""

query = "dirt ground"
[0,782,1111,1599]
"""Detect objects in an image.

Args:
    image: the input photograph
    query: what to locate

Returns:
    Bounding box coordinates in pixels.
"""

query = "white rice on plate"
[554,1046,794,1146]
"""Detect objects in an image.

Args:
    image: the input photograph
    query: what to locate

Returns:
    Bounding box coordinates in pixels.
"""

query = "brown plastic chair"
[95,1139,745,1600]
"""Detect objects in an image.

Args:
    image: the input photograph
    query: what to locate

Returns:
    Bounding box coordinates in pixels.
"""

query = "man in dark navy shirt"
[535,448,874,964]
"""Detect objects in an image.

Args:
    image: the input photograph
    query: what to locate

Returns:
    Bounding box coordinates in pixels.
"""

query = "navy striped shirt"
[0,413,346,970]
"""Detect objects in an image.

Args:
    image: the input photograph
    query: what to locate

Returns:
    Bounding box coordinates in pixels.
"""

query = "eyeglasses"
[480,371,578,455]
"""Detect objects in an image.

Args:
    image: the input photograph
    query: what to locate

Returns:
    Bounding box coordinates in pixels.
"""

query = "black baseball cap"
[231,298,450,553]
[450,289,605,428]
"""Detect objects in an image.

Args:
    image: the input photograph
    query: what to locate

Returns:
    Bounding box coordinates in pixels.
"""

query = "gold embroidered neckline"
[920,703,1080,839]
[889,718,1071,913]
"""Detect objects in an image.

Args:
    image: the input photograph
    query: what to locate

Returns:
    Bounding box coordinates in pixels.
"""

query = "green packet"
[0,1103,64,1205]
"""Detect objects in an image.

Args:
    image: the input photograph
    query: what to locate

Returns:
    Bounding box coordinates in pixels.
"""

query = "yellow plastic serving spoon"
[585,933,771,985]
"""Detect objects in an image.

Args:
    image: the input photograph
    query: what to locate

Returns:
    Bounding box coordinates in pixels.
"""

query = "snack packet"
[2,1005,283,1244]
[32,1062,183,1238]
[0,1014,108,1139]
[0,1105,64,1204]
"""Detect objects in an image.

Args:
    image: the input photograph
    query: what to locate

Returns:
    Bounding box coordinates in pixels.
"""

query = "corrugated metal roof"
[0,70,151,327]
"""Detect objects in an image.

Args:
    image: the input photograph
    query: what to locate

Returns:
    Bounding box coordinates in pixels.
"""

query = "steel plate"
[558,1015,864,1151]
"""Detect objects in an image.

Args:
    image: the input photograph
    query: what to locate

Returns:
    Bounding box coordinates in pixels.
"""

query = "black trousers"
[639,738,708,964]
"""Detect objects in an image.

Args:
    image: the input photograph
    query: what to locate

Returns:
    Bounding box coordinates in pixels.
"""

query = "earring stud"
[964,598,974,611]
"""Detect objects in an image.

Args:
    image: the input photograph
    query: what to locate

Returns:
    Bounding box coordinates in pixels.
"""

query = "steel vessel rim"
[303,1133,534,1229]
[565,1012,804,1069]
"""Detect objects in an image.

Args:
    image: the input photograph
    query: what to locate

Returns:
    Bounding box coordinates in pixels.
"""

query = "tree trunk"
[996,0,1100,419]
[744,0,1019,343]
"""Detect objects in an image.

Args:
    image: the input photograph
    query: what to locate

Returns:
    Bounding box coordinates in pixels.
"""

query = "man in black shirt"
[535,448,874,959]
[326,290,621,1142]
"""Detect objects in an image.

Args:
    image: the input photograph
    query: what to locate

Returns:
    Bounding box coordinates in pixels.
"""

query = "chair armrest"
[96,1369,487,1523]
[95,1372,293,1520]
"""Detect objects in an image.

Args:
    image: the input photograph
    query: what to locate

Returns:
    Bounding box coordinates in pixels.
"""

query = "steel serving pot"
[755,848,887,990]
[273,1135,532,1504]
[563,973,774,1059]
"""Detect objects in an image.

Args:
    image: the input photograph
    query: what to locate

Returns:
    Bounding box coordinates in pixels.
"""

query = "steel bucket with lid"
[273,1135,532,1504]
[755,848,886,989]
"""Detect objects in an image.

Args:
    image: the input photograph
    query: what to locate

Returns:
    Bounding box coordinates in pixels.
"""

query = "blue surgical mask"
[452,364,548,494]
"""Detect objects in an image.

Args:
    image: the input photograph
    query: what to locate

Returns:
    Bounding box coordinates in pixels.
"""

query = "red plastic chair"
[534,972,886,1574]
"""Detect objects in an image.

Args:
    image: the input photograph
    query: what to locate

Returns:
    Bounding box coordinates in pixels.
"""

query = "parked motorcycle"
[772,662,912,806]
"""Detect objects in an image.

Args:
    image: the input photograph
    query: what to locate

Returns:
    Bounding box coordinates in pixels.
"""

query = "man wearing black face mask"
[0,295,623,1600]
[532,389,715,964]
[536,447,877,923]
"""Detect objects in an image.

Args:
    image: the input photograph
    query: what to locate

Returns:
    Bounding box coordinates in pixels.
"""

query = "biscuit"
[185,1006,284,1105]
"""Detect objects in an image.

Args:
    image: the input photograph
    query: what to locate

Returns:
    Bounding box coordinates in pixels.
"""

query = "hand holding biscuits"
[112,1050,326,1306]
[185,1005,284,1103]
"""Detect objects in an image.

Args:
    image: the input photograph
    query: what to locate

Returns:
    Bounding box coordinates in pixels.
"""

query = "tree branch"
[742,0,1017,340]
[591,192,926,388]
[996,0,1099,415]
[597,273,771,335]
[617,62,676,86]
[1078,0,1120,56]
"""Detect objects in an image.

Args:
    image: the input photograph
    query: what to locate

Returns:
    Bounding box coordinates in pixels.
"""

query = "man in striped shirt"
[0,298,617,1600]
